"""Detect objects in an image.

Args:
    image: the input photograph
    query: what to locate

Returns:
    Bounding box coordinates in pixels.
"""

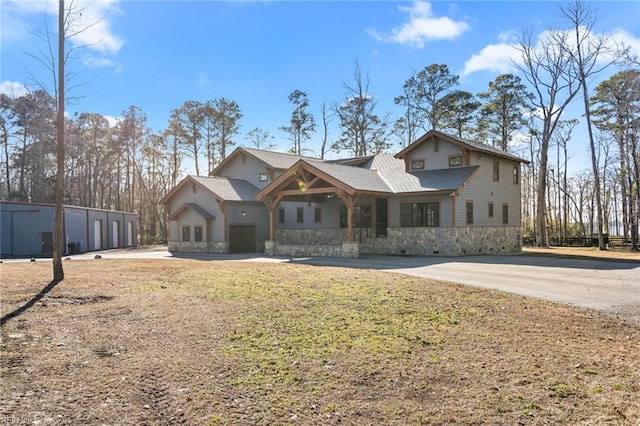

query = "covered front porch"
[256,160,390,258]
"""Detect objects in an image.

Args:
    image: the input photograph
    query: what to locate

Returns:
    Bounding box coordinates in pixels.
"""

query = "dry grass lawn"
[523,246,640,261]
[1,258,638,425]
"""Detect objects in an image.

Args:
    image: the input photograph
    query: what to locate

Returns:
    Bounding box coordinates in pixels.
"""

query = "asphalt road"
[5,247,639,325]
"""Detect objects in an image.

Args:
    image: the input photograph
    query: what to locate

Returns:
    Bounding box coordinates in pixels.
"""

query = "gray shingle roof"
[242,148,321,170]
[191,176,260,201]
[444,133,526,163]
[363,154,477,193]
[305,160,393,193]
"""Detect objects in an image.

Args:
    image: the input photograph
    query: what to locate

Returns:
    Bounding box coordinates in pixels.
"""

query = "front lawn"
[1,259,638,425]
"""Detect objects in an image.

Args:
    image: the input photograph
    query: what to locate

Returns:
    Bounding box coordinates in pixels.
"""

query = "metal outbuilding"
[0,201,137,258]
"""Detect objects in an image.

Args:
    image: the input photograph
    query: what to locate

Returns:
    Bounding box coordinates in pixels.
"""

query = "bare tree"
[560,0,617,249]
[333,61,390,156]
[319,101,332,159]
[515,27,580,246]
[245,127,275,151]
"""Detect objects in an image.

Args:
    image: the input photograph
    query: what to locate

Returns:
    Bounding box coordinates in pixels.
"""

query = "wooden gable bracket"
[266,167,275,181]
[216,198,226,215]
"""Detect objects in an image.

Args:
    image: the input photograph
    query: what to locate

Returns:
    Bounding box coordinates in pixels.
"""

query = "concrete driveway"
[7,247,639,325]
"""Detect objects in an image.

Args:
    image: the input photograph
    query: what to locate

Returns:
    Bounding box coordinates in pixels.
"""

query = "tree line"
[0,0,638,250]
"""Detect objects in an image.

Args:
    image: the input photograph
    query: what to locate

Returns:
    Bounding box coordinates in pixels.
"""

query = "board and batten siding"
[405,137,463,171]
[167,187,224,242]
[215,154,284,190]
[457,155,521,227]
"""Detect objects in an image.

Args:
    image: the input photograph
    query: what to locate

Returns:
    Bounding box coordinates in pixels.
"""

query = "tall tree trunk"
[582,82,605,249]
[52,0,65,282]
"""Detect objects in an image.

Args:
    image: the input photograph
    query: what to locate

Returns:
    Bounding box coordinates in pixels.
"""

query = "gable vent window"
[449,156,463,167]
[411,159,425,170]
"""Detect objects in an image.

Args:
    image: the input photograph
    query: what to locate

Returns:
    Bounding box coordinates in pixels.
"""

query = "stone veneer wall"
[275,228,347,245]
[168,241,229,254]
[360,226,522,256]
[265,240,359,258]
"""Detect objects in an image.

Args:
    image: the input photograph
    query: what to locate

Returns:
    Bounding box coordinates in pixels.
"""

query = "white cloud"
[0,81,30,98]
[369,0,470,48]
[103,115,120,127]
[462,42,519,76]
[462,25,639,77]
[2,0,124,70]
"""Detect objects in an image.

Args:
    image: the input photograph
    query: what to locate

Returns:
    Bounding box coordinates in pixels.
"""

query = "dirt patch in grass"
[1,259,638,425]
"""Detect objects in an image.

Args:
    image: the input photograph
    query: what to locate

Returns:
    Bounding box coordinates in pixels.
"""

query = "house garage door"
[229,225,256,253]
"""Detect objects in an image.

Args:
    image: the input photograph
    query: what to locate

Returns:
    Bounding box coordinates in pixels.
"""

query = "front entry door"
[376,198,388,237]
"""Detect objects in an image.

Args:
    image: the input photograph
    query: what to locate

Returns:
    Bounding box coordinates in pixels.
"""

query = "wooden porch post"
[337,191,357,242]
[263,195,283,241]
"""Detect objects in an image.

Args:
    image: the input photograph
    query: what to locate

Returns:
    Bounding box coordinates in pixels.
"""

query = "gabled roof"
[191,175,261,201]
[168,203,215,221]
[304,160,392,193]
[212,147,321,176]
[396,129,529,164]
[160,175,260,205]
[362,154,478,193]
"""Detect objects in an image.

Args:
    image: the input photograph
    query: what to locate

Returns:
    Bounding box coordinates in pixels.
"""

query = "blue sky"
[2,0,639,172]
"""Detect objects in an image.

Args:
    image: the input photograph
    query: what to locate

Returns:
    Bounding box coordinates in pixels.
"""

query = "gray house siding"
[165,131,526,258]
[215,155,283,190]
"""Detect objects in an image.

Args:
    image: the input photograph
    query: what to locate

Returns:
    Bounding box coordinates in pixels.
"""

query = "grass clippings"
[1,259,638,425]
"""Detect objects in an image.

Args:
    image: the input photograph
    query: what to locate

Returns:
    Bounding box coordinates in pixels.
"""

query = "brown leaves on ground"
[1,259,638,425]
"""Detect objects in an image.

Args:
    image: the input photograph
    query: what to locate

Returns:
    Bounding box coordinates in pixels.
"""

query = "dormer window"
[448,156,463,167]
[411,159,425,170]
[258,172,269,182]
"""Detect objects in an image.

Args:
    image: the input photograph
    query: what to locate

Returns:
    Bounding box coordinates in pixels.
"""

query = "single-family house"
[161,130,529,257]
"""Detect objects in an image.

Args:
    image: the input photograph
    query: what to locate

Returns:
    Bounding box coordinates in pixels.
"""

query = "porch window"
[194,226,203,242]
[314,207,322,223]
[488,202,494,218]
[182,226,191,242]
[466,202,474,225]
[502,204,509,224]
[493,161,500,182]
[340,206,372,228]
[278,208,285,224]
[296,207,304,223]
[400,202,439,227]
